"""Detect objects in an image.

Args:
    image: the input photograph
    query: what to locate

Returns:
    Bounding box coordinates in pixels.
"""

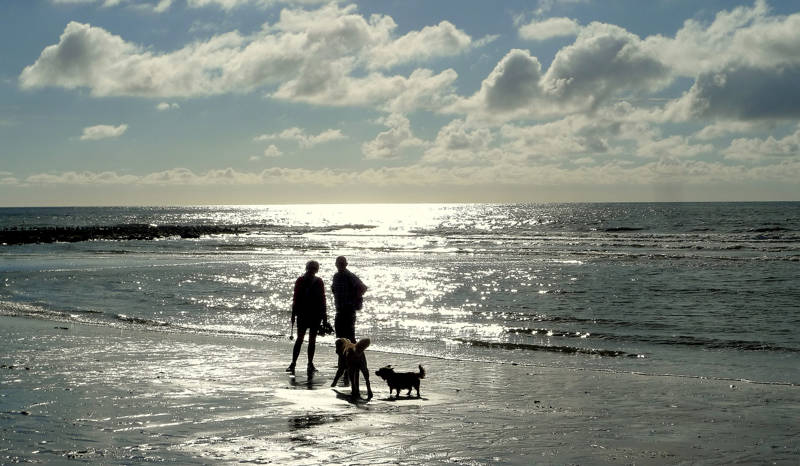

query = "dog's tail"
[355,338,371,353]
[418,365,426,379]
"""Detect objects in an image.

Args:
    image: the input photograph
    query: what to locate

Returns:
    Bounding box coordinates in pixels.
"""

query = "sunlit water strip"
[1,203,799,384]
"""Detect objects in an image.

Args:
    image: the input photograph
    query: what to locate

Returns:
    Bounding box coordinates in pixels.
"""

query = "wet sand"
[1,315,798,464]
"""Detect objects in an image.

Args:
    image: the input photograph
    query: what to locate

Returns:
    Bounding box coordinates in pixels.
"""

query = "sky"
[1,0,799,206]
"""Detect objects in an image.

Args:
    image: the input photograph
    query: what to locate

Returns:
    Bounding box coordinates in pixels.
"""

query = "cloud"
[25,171,139,185]
[51,0,329,11]
[21,4,466,112]
[449,22,670,122]
[541,22,670,109]
[254,127,346,148]
[366,21,472,69]
[518,17,581,41]
[454,2,800,126]
[79,124,128,140]
[669,65,800,121]
[723,124,800,161]
[0,172,19,185]
[17,159,800,193]
[186,0,331,10]
[156,102,180,111]
[693,121,765,140]
[361,113,426,160]
[635,135,714,159]
[499,114,623,161]
[643,0,800,77]
[51,0,174,12]
[447,49,544,119]
[250,144,284,159]
[530,0,589,17]
[642,1,800,123]
[422,119,496,164]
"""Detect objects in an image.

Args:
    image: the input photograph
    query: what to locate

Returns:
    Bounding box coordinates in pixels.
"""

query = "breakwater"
[0,224,244,245]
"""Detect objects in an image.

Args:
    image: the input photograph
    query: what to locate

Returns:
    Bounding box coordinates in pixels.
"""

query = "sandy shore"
[1,315,798,465]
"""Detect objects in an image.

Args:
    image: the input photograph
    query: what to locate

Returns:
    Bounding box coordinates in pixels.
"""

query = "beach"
[2,315,798,465]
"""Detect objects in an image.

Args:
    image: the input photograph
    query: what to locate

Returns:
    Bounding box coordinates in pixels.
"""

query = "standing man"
[287,260,328,375]
[331,256,367,343]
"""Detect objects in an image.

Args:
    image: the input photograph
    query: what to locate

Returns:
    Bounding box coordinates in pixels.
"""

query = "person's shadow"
[331,389,372,406]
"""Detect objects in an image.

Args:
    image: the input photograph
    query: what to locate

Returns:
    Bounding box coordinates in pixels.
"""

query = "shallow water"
[1,203,799,384]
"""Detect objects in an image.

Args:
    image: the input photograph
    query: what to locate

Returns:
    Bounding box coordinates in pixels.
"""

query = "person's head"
[305,260,320,275]
[335,256,347,271]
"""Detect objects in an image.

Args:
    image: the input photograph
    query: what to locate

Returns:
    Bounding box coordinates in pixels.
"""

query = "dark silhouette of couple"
[286,256,367,375]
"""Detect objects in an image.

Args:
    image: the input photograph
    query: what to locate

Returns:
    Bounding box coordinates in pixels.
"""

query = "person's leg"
[334,313,346,339]
[347,315,356,343]
[307,329,317,372]
[288,326,307,373]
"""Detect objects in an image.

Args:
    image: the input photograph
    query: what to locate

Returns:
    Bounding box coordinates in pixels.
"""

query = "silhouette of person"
[331,256,367,343]
[287,260,328,375]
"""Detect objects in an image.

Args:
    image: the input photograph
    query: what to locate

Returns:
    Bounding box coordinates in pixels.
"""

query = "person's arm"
[291,277,300,322]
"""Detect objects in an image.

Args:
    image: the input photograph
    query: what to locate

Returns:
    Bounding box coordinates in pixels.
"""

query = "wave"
[453,338,640,358]
[504,325,800,353]
[603,227,646,232]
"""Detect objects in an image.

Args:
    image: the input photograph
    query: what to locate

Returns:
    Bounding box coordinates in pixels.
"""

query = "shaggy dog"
[331,338,373,400]
[375,365,425,398]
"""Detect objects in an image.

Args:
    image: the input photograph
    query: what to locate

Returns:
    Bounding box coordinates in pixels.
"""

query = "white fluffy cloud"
[450,22,669,121]
[423,119,496,164]
[693,121,764,140]
[361,114,426,160]
[643,0,800,77]
[21,4,469,112]
[518,17,581,41]
[254,127,346,148]
[79,124,128,141]
[723,125,800,161]
[366,21,472,69]
[156,102,180,111]
[262,144,283,158]
[542,23,670,109]
[641,0,800,122]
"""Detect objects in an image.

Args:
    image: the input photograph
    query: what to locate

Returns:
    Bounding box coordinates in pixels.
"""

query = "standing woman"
[287,260,328,375]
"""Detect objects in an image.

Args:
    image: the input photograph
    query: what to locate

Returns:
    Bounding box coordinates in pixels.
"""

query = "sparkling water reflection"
[1,203,799,384]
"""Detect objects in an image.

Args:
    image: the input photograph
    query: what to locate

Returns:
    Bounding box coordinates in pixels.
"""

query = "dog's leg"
[331,363,345,387]
[360,363,372,400]
[350,368,360,399]
[415,381,421,398]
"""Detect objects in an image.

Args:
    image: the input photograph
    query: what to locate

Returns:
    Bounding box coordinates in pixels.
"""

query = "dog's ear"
[334,338,345,355]
[355,337,370,353]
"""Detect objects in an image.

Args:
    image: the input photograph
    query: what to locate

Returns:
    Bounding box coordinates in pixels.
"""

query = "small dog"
[331,338,373,400]
[375,365,425,398]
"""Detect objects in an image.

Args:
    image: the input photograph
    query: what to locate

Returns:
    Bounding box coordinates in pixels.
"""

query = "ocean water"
[1,203,798,385]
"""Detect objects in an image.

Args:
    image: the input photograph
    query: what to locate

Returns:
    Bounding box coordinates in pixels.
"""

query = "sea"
[1,203,798,385]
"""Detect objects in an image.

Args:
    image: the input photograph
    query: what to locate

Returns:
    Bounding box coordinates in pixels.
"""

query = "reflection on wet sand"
[289,413,353,430]
[3,317,798,465]
[287,373,328,390]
